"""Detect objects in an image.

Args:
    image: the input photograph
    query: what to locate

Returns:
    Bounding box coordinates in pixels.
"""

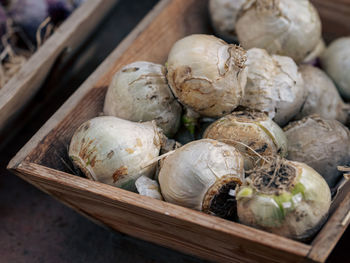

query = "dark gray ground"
[0,0,348,262]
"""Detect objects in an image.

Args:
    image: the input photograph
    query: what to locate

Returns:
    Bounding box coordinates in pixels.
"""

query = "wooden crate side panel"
[311,0,350,42]
[307,181,350,262]
[11,162,311,263]
[0,0,118,131]
[25,87,107,172]
[94,0,211,88]
[11,169,108,230]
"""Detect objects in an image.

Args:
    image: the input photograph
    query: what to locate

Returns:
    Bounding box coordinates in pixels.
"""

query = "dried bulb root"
[203,110,287,170]
[237,158,331,240]
[158,139,244,218]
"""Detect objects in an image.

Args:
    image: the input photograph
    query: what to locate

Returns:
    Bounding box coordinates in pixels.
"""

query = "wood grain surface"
[13,162,311,263]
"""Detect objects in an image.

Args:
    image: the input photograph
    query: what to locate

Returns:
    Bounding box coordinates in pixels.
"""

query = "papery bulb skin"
[302,38,325,64]
[159,139,244,219]
[6,0,48,43]
[284,115,350,187]
[242,48,306,126]
[167,34,247,118]
[135,175,163,200]
[236,0,321,63]
[237,159,331,241]
[209,0,247,42]
[204,110,287,170]
[104,61,182,137]
[69,116,162,191]
[320,37,350,100]
[296,65,348,123]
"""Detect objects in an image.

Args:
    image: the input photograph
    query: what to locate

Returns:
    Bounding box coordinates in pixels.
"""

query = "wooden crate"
[0,0,118,132]
[8,0,350,262]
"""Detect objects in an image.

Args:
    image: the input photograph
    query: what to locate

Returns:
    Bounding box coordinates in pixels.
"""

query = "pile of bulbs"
[69,0,350,241]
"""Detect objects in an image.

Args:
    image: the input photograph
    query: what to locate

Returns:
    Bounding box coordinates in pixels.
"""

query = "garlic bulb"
[236,0,321,63]
[203,110,287,170]
[208,0,247,42]
[159,139,244,219]
[69,116,162,190]
[242,48,306,126]
[296,65,349,123]
[237,158,331,240]
[166,34,247,117]
[103,61,182,137]
[321,37,350,100]
[284,115,350,187]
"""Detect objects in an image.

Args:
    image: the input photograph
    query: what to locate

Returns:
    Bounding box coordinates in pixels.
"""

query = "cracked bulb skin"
[103,61,182,137]
[158,139,244,219]
[166,34,247,118]
[236,0,321,64]
[237,159,331,241]
[69,116,162,191]
[242,48,306,126]
[203,110,287,170]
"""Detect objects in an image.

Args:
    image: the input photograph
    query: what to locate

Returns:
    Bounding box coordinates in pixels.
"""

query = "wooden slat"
[11,169,108,230]
[11,162,311,263]
[0,0,118,132]
[311,0,350,42]
[307,181,350,263]
[94,0,212,89]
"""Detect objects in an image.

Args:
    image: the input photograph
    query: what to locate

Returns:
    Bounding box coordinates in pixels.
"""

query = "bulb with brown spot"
[166,34,247,117]
[103,61,182,137]
[69,116,162,191]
